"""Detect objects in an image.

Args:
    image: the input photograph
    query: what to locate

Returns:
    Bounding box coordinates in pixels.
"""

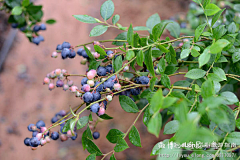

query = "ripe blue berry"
[62,42,71,49]
[61,48,70,59]
[77,48,84,56]
[180,22,187,28]
[81,77,88,86]
[32,131,38,137]
[95,82,103,92]
[60,125,67,134]
[109,75,116,81]
[51,132,59,140]
[105,65,112,73]
[69,50,76,58]
[51,116,58,123]
[20,26,26,31]
[28,124,35,132]
[90,103,100,113]
[11,23,18,28]
[33,25,40,32]
[30,137,40,147]
[103,80,114,90]
[97,67,107,76]
[56,79,64,87]
[130,88,141,95]
[92,131,100,139]
[106,50,113,55]
[83,92,93,103]
[24,138,31,146]
[136,76,149,84]
[103,100,107,107]
[36,120,45,129]
[71,133,78,140]
[57,110,66,117]
[60,120,66,127]
[38,35,44,42]
[40,23,46,30]
[93,91,101,101]
[81,50,89,58]
[32,37,41,45]
[56,44,63,50]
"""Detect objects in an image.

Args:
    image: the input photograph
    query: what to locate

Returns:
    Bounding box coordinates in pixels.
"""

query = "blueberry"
[62,42,71,49]
[51,116,58,123]
[36,120,45,129]
[180,22,187,28]
[38,35,44,42]
[77,48,84,56]
[61,48,70,59]
[136,76,149,84]
[83,92,93,103]
[60,120,66,127]
[92,131,100,139]
[11,23,18,28]
[93,92,101,101]
[24,138,31,146]
[40,23,46,30]
[103,100,107,107]
[32,131,38,137]
[97,67,107,76]
[81,50,89,58]
[90,103,100,113]
[81,77,88,86]
[32,37,41,45]
[71,133,78,140]
[57,110,66,117]
[130,88,141,95]
[60,125,67,134]
[20,26,27,31]
[106,50,113,55]
[28,124,35,132]
[95,82,103,92]
[33,25,40,32]
[69,50,76,59]
[50,131,59,140]
[56,79,64,87]
[103,80,114,90]
[108,75,116,81]
[30,137,40,147]
[105,65,112,73]
[56,44,63,50]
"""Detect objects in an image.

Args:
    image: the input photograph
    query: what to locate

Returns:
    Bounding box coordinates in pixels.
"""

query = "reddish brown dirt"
[0,0,188,159]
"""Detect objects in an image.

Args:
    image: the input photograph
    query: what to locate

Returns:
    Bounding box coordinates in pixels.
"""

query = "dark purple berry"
[32,131,38,137]
[51,116,58,124]
[95,82,103,92]
[103,80,114,90]
[28,124,35,132]
[24,138,31,146]
[33,25,40,32]
[69,50,76,58]
[62,42,71,49]
[92,131,100,139]
[93,92,101,101]
[77,48,84,56]
[30,137,40,147]
[32,37,41,45]
[58,110,66,117]
[36,120,45,129]
[56,79,64,87]
[97,67,107,76]
[11,23,18,28]
[50,132,59,140]
[130,88,141,95]
[71,133,78,140]
[136,76,149,84]
[61,48,70,59]
[105,65,112,73]
[81,77,88,86]
[81,50,89,58]
[60,125,67,134]
[56,44,62,50]
[83,92,93,103]
[90,103,100,113]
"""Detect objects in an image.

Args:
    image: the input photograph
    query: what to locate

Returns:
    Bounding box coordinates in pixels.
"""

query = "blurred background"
[0,0,190,159]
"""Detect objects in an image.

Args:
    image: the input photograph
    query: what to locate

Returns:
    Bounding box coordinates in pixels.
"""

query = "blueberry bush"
[24,0,240,159]
[0,0,56,45]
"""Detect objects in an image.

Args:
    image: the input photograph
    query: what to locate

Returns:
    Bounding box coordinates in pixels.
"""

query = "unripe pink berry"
[51,51,58,58]
[87,69,97,79]
[93,52,100,59]
[76,91,82,97]
[63,84,69,91]
[67,80,74,87]
[108,53,114,59]
[61,69,67,74]
[50,71,56,78]
[43,77,50,84]
[40,139,47,146]
[46,73,50,78]
[31,126,37,131]
[67,130,74,137]
[58,73,64,79]
[89,125,94,130]
[82,84,90,92]
[60,134,68,142]
[70,86,78,93]
[179,42,184,47]
[123,65,129,71]
[98,107,105,116]
[36,133,43,140]
[55,69,62,76]
[87,80,95,87]
[183,39,189,42]
[114,83,121,91]
[45,136,51,143]
[81,58,87,65]
[93,41,100,45]
[106,95,113,101]
[48,83,55,91]
[40,127,48,135]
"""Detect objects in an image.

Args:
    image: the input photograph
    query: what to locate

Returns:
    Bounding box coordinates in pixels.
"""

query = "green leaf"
[220,91,239,105]
[62,120,71,132]
[144,48,155,77]
[175,121,196,143]
[88,60,101,70]
[127,24,134,46]
[228,22,237,34]
[133,26,150,31]
[226,132,240,145]
[212,67,226,81]
[112,32,127,46]
[100,0,114,21]
[236,118,240,130]
[158,58,165,73]
[11,6,22,15]
[213,25,227,40]
[199,47,211,68]
[84,46,95,59]
[86,154,96,160]
[233,4,240,12]
[46,19,56,24]
[89,25,108,37]
[126,50,135,61]
[185,69,206,79]
[129,126,142,147]
[119,95,139,113]
[114,138,129,152]
[85,139,103,156]
[161,74,171,89]
[232,49,240,63]
[70,119,77,134]
[164,120,179,134]
[195,23,207,42]
[192,0,202,4]
[113,55,122,72]
[146,13,161,33]
[152,22,169,41]
[204,4,221,16]
[157,45,169,53]
[136,50,144,67]
[203,0,211,8]
[165,20,180,38]
[110,153,116,160]
[192,127,218,143]
[150,89,163,114]
[191,49,200,57]
[94,45,107,58]
[73,15,98,23]
[212,9,225,27]
[99,114,113,120]
[77,116,89,130]
[151,139,169,155]
[106,129,125,143]
[112,14,120,25]
[165,66,178,75]
[162,97,177,109]
[201,79,214,99]
[180,49,191,59]
[210,39,230,54]
[22,0,30,7]
[147,113,162,137]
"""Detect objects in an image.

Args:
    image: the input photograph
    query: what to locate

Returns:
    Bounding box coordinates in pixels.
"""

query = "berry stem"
[75,39,127,48]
